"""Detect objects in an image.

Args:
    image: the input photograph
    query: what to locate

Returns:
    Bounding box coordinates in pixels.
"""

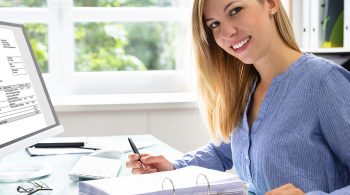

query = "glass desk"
[0,135,183,194]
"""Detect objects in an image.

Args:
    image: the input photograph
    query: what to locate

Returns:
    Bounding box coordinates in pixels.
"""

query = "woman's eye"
[229,7,242,16]
[209,21,220,29]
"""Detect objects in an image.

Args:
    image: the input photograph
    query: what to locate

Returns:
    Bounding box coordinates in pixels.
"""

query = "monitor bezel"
[0,21,63,157]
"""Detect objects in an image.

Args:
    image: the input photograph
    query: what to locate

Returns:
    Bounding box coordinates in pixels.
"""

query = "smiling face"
[203,0,276,64]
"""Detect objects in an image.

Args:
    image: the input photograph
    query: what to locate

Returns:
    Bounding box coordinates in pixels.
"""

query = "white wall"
[56,107,210,153]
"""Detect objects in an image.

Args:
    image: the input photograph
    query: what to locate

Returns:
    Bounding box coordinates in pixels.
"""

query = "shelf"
[51,92,199,112]
[291,0,350,53]
[301,48,350,54]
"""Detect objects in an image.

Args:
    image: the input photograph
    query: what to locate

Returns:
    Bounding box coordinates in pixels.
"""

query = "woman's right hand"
[126,153,175,174]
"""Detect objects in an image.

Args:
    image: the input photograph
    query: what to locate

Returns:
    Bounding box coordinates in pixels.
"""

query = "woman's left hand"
[266,183,305,195]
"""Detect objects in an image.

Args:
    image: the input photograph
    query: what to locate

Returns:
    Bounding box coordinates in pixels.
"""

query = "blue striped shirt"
[173,54,350,195]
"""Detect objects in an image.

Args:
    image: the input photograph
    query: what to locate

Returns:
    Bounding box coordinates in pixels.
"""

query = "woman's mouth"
[231,35,252,52]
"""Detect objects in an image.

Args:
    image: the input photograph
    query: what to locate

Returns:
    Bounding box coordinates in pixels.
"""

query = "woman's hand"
[266,183,305,195]
[126,153,175,174]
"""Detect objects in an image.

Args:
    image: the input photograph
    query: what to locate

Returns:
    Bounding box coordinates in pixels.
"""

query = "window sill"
[51,92,198,112]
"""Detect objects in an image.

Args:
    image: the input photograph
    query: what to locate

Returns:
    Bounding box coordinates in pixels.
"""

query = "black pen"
[33,142,85,148]
[128,137,145,169]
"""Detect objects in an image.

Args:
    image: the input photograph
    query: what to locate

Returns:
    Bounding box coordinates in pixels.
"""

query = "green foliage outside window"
[124,23,177,70]
[7,0,180,73]
[75,22,177,71]
[73,0,180,72]
[74,0,178,7]
[0,0,177,7]
[0,0,46,7]
[75,23,146,71]
[25,24,48,73]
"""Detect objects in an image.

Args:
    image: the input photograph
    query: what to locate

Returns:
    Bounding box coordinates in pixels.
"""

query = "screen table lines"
[0,83,41,125]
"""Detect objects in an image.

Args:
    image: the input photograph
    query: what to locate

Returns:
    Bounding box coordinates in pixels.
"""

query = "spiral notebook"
[79,166,246,195]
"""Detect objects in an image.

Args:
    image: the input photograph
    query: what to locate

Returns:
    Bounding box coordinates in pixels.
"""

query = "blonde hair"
[192,0,300,143]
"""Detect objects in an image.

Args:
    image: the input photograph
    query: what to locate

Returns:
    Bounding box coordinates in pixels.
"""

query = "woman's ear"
[266,0,280,14]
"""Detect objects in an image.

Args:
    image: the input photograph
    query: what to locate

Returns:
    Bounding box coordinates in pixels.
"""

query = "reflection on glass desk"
[0,135,183,194]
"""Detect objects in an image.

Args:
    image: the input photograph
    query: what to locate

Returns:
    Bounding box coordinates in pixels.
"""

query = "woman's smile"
[230,35,252,53]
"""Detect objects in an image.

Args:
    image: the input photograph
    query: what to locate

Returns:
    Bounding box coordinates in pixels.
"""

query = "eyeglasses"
[17,180,52,195]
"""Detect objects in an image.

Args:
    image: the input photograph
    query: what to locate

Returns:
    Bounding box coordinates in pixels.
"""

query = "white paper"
[79,166,245,195]
[26,147,94,156]
[85,137,156,153]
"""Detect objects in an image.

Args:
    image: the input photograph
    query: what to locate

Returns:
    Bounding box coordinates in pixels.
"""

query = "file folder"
[344,0,350,48]
[79,166,246,195]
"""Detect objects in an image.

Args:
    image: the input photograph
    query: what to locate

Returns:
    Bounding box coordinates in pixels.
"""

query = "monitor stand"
[0,160,51,183]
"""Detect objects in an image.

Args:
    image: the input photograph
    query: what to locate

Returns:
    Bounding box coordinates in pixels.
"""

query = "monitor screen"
[0,21,64,159]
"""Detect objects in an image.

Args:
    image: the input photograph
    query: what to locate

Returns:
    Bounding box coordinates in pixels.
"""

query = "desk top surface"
[0,135,183,195]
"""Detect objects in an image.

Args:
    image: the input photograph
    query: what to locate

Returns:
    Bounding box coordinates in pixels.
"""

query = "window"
[0,0,46,7]
[0,0,191,96]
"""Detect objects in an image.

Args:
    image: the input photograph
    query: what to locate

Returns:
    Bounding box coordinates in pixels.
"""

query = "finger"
[140,153,150,157]
[126,160,137,168]
[128,153,140,160]
[126,160,132,168]
[268,189,304,195]
[131,168,145,175]
[284,188,305,195]
[267,184,298,195]
[126,160,144,168]
[142,155,166,164]
[276,183,295,191]
[146,168,158,174]
[129,153,150,161]
[131,165,154,175]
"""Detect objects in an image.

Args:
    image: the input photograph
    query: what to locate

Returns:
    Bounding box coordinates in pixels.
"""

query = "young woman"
[126,0,350,194]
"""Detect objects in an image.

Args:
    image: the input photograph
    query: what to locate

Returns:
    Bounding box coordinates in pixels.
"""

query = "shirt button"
[245,155,249,159]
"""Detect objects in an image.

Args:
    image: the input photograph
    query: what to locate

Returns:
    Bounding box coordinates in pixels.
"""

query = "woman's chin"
[235,56,255,65]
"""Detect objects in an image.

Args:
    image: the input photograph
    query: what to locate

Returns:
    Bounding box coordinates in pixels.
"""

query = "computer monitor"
[0,21,64,182]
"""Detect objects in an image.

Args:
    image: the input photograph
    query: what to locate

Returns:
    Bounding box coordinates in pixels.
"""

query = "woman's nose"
[220,21,237,40]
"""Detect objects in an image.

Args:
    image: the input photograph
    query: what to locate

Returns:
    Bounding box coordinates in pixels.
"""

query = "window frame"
[0,0,192,96]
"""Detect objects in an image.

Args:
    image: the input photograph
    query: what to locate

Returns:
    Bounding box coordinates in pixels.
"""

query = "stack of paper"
[79,166,246,195]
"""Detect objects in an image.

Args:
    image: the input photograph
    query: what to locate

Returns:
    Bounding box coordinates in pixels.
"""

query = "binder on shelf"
[291,0,302,46]
[310,0,325,49]
[321,0,344,48]
[79,166,246,195]
[344,0,350,48]
[301,0,311,48]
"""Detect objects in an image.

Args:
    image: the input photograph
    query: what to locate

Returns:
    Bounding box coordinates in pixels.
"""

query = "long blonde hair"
[192,0,300,143]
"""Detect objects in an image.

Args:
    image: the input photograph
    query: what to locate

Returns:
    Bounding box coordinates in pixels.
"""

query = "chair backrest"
[342,58,350,72]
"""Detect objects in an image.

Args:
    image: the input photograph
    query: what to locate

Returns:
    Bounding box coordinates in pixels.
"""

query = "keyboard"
[69,156,122,181]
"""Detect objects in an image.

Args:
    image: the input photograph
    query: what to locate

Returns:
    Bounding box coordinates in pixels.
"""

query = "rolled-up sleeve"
[173,141,233,171]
